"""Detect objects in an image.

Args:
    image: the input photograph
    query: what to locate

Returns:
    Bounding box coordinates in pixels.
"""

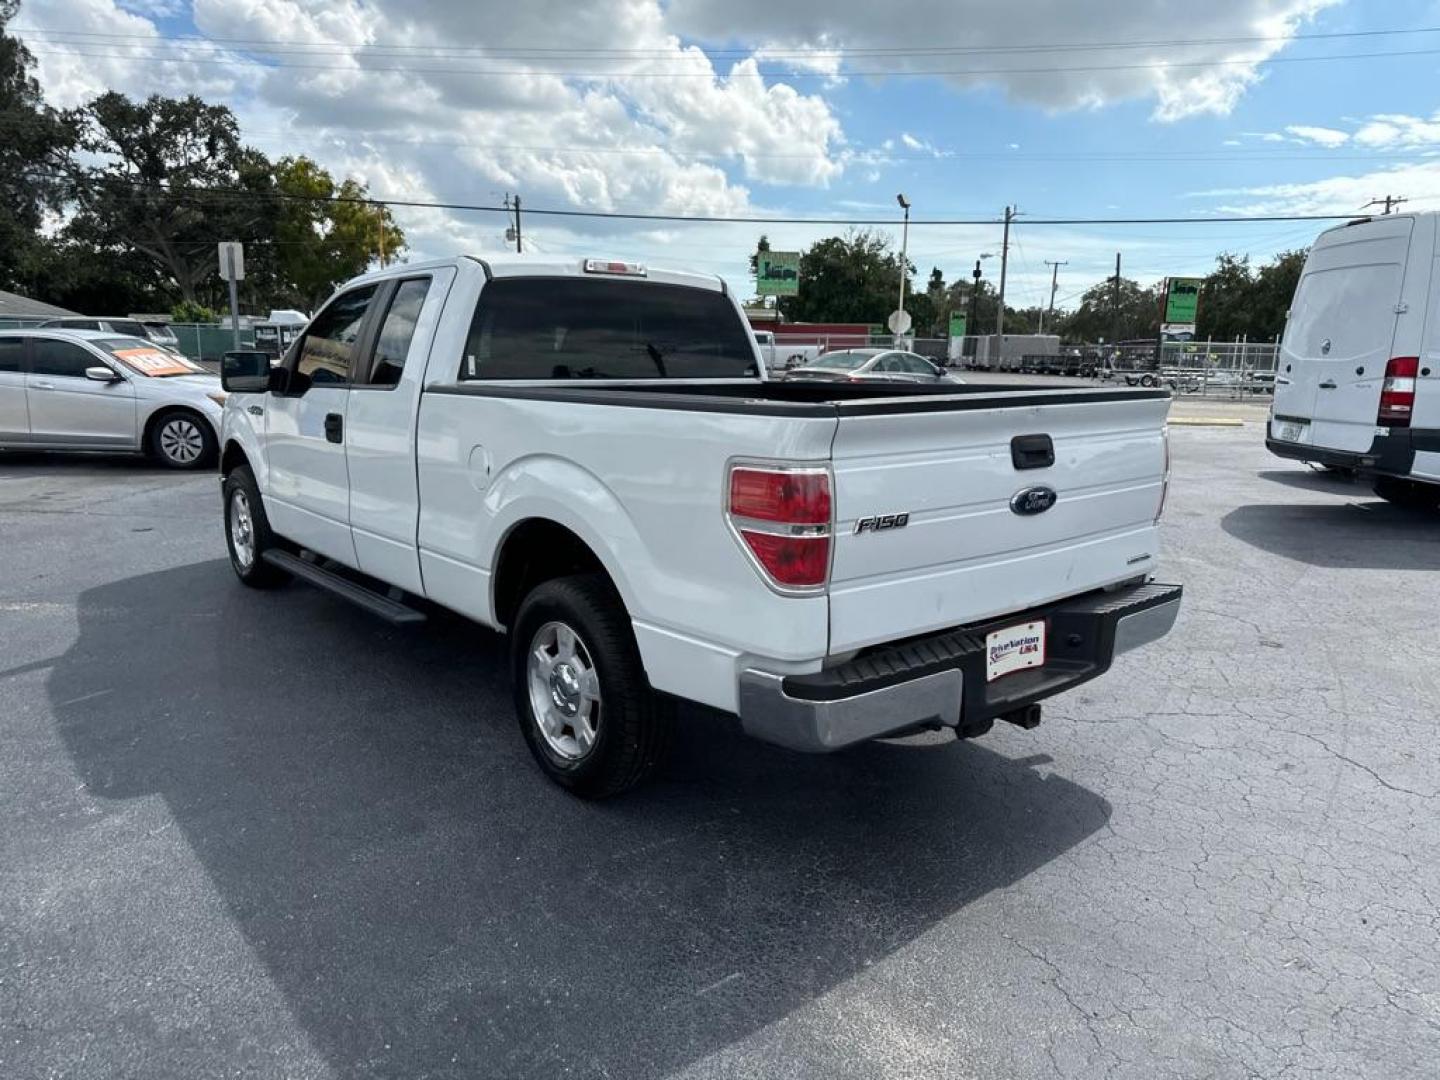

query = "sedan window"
[31,339,100,379]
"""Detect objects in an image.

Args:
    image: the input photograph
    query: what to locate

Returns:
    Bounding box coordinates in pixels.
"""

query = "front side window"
[296,286,378,385]
[365,279,430,387]
[460,277,757,381]
[0,337,23,373]
[31,339,101,378]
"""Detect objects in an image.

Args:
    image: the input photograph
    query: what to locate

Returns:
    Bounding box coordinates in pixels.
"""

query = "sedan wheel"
[154,414,212,468]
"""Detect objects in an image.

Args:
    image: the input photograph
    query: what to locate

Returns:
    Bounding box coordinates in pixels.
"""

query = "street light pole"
[896,193,911,344]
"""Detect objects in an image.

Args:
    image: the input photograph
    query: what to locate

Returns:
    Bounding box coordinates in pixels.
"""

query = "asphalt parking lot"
[2,426,1437,1080]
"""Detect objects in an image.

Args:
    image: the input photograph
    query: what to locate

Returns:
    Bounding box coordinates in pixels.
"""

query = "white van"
[1267,213,1440,507]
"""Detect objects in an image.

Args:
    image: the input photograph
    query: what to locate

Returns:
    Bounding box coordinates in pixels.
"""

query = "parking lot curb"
[1168,417,1246,427]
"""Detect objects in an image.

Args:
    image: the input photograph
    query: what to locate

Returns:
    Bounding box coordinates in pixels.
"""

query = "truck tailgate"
[827,392,1169,654]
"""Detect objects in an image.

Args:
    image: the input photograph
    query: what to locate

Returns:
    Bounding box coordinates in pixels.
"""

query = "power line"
[12,22,1440,58]
[19,170,1372,226]
[18,42,1440,79]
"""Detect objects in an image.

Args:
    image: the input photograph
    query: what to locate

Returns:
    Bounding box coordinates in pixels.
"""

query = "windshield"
[808,351,876,370]
[96,337,205,377]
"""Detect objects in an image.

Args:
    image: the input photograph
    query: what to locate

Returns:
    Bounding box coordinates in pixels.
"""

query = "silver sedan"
[786,348,964,384]
[0,329,227,469]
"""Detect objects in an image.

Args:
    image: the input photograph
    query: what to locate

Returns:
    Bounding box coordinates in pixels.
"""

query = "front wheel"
[150,409,216,469]
[222,466,289,587]
[511,574,672,798]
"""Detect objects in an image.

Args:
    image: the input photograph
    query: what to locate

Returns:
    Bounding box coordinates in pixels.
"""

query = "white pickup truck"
[219,255,1181,797]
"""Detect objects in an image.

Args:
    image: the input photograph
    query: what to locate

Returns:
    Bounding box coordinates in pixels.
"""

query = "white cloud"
[1353,112,1440,148]
[1190,161,1440,216]
[1285,124,1349,147]
[669,0,1340,120]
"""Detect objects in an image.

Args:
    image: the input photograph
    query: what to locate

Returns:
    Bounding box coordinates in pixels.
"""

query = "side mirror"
[85,366,120,382]
[222,350,273,393]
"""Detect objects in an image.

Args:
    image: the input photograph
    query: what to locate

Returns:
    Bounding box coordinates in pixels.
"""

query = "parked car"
[37,316,182,353]
[786,347,964,384]
[0,329,226,468]
[752,329,822,372]
[218,255,1180,797]
[1267,212,1440,508]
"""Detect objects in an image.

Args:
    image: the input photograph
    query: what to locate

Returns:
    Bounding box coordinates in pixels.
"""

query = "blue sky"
[18,0,1440,309]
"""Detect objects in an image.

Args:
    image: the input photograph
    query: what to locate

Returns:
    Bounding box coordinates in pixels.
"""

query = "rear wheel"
[511,574,671,798]
[1373,476,1440,511]
[150,409,216,469]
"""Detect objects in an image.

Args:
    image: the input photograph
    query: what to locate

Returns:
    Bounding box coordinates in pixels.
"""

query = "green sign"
[948,312,968,338]
[756,250,801,296]
[1164,277,1202,325]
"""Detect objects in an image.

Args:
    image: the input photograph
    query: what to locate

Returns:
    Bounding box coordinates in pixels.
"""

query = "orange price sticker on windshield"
[113,348,193,378]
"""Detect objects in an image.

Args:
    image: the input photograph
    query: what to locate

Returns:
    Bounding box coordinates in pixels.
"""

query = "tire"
[150,409,216,469]
[1139,373,1157,388]
[1372,476,1440,511]
[511,574,672,798]
[222,465,289,588]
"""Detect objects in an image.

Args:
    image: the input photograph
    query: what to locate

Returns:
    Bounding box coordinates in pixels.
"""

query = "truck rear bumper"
[738,582,1182,753]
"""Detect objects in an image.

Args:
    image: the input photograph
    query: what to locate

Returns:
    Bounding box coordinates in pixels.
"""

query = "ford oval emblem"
[1010,486,1057,516]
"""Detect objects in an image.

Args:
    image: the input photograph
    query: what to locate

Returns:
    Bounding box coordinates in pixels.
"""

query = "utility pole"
[1040,259,1067,335]
[895,193,911,344]
[503,193,524,252]
[1111,252,1122,346]
[1362,195,1408,215]
[996,205,1015,342]
[377,203,386,268]
[970,259,982,339]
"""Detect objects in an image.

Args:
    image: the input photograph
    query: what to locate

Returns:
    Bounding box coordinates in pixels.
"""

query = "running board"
[261,550,427,625]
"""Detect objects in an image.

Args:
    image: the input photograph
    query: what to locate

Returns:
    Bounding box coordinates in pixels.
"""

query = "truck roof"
[350,254,726,293]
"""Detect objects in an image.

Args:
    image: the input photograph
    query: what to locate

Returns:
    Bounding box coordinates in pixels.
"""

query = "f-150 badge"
[855,513,909,533]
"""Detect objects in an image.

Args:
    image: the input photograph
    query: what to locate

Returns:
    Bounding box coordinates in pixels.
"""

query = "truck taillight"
[1155,424,1171,524]
[727,465,832,590]
[1378,356,1419,427]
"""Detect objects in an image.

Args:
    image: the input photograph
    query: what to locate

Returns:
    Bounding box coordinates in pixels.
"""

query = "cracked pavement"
[1,429,1437,1079]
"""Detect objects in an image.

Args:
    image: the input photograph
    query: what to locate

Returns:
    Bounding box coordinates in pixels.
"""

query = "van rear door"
[1274,216,1413,453]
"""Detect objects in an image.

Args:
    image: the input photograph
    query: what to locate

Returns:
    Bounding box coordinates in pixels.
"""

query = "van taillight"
[727,465,832,590]
[1378,357,1419,427]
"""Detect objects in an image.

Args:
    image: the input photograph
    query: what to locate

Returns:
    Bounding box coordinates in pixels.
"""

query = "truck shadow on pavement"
[49,560,1111,1080]
[1222,501,1440,570]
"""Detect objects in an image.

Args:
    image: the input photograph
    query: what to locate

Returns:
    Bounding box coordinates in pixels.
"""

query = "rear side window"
[364,278,429,387]
[108,320,148,337]
[296,286,378,385]
[32,339,99,378]
[0,338,22,372]
[460,277,757,380]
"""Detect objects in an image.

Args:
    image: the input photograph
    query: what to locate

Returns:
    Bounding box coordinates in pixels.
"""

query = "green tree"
[779,230,912,324]
[0,1,78,292]
[1059,277,1160,343]
[1249,249,1305,341]
[1194,253,1253,342]
[272,155,403,311]
[65,92,278,304]
[171,298,219,323]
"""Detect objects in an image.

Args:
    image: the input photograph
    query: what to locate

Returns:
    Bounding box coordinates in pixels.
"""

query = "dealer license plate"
[986,621,1046,682]
[1277,420,1308,443]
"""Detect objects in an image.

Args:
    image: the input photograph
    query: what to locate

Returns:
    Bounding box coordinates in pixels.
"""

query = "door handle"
[324,413,343,444]
[1317,380,1337,389]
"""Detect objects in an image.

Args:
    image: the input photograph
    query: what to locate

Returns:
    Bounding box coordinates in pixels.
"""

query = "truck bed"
[426,379,1170,415]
